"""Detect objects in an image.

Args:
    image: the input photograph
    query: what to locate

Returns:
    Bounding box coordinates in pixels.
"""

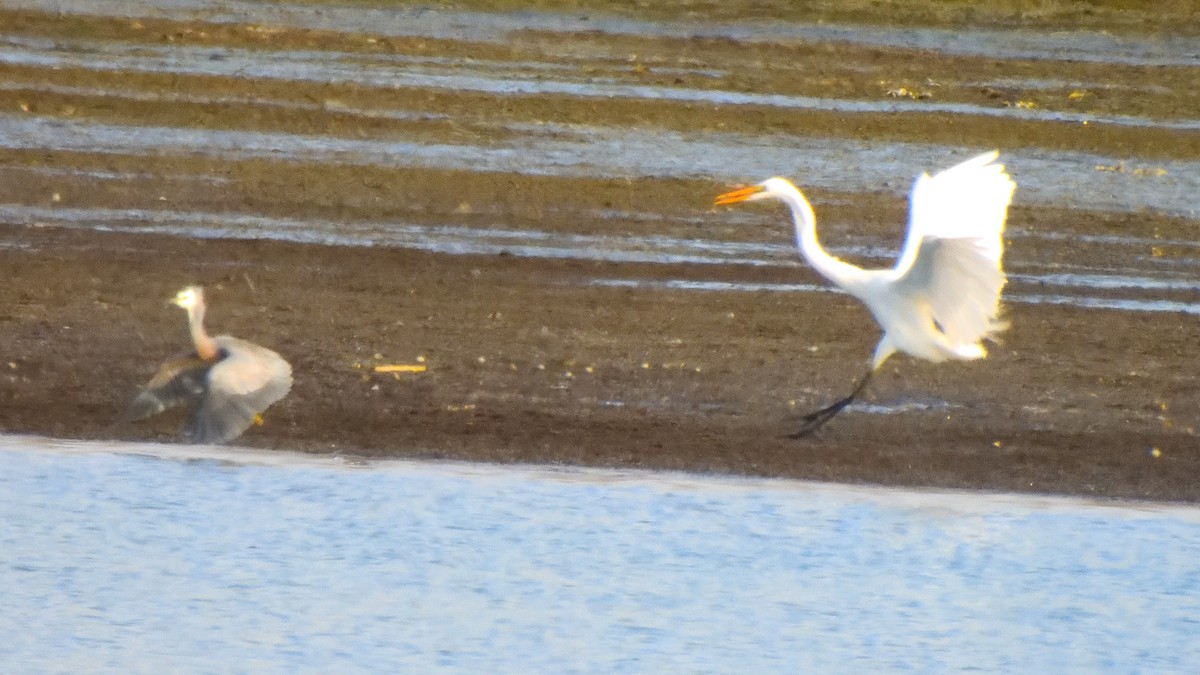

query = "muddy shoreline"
[2,225,1196,501]
[1,2,1198,500]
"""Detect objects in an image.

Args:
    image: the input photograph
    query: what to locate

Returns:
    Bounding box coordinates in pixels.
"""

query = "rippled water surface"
[3,437,1200,672]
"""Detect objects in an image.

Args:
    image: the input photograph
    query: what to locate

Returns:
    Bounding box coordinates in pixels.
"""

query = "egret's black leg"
[790,370,874,438]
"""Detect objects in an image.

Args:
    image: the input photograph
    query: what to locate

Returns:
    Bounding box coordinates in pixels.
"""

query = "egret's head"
[714,178,790,206]
[171,286,203,311]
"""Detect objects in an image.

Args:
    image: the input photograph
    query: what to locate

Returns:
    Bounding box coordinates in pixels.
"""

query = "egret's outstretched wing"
[894,151,1011,274]
[891,151,1016,349]
[185,336,293,444]
[895,237,1008,350]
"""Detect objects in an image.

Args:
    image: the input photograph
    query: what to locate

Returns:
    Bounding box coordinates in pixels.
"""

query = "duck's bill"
[714,185,763,206]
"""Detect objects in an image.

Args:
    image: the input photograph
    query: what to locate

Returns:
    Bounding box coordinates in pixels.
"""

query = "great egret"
[715,151,1016,436]
[127,286,293,444]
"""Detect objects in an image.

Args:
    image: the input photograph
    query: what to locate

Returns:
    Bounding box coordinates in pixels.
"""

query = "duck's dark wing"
[183,336,293,444]
[127,353,212,421]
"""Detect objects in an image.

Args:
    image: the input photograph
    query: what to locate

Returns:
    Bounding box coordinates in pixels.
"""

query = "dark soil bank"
[1,2,1197,500]
[2,226,1196,500]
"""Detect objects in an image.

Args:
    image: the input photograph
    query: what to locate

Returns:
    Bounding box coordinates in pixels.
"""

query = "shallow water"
[589,277,1200,317]
[3,200,1195,316]
[5,36,1198,131]
[3,436,1199,672]
[1,113,1194,217]
[9,0,1200,67]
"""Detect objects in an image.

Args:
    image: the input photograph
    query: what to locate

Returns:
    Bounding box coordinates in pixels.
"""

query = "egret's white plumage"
[715,151,1016,435]
[128,286,292,444]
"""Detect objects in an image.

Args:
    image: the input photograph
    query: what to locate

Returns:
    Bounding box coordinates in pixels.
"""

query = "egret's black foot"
[788,396,855,438]
[786,370,874,439]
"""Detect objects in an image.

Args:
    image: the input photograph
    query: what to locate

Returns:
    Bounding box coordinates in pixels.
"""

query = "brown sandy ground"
[0,4,1198,500]
[1,224,1196,501]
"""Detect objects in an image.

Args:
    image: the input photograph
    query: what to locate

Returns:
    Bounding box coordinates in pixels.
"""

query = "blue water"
[2,438,1199,672]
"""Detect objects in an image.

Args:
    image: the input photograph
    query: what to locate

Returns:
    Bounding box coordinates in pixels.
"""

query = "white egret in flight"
[127,286,293,444]
[715,151,1016,436]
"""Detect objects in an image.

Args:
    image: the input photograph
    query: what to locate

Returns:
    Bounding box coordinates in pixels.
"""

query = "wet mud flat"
[3,224,1197,501]
[0,1,1198,500]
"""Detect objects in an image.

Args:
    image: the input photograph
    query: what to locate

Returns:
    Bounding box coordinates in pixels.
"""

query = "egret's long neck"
[188,300,219,360]
[778,186,860,287]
